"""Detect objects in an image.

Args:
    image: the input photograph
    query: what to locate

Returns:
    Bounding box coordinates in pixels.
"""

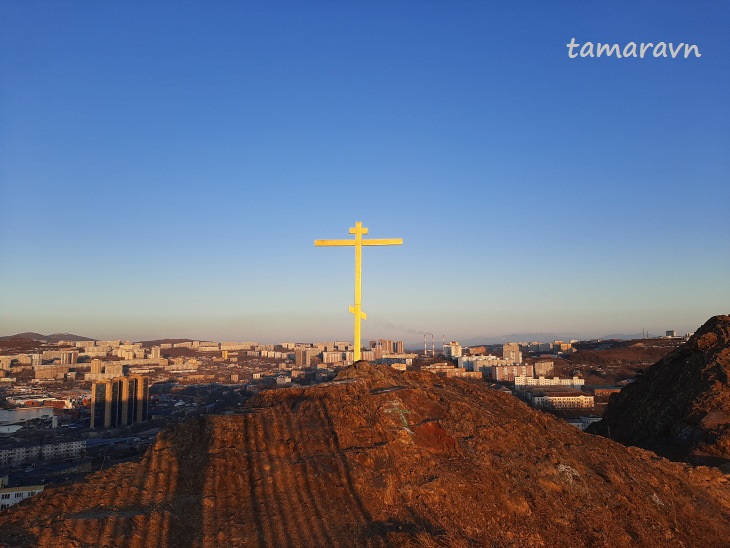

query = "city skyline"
[1,2,728,343]
[0,326,701,349]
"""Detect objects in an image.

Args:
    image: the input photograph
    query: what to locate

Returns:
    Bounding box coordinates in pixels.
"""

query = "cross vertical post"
[315,221,403,361]
[351,221,366,361]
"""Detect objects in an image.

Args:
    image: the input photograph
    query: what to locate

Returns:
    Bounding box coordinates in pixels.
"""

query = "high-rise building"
[60,351,78,365]
[295,348,311,368]
[490,364,533,382]
[91,375,150,429]
[381,339,394,354]
[445,341,462,359]
[370,339,402,355]
[502,343,522,365]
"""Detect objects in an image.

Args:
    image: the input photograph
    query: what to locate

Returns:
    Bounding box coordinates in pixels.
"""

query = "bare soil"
[2,361,730,547]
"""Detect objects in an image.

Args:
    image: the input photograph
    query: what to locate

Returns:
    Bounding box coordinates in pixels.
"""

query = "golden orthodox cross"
[315,221,403,361]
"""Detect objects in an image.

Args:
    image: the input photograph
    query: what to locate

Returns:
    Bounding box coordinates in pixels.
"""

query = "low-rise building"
[198,344,221,352]
[375,354,417,366]
[322,351,344,364]
[566,416,603,430]
[587,385,623,397]
[33,365,71,380]
[443,369,482,379]
[525,387,594,409]
[423,362,456,373]
[514,376,584,391]
[0,485,44,510]
[465,346,487,356]
[458,355,510,371]
[0,440,86,466]
[488,364,534,382]
[553,341,576,354]
[220,342,258,351]
[422,363,482,379]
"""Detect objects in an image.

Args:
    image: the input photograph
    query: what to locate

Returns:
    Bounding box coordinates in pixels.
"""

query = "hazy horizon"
[1,316,715,347]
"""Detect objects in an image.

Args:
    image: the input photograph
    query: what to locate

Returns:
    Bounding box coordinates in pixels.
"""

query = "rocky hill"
[564,340,678,369]
[590,315,730,466]
[2,362,730,546]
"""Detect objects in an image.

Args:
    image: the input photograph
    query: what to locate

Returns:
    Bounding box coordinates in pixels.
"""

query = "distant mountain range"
[0,332,96,343]
[136,338,195,346]
[458,332,658,346]
[1,331,662,348]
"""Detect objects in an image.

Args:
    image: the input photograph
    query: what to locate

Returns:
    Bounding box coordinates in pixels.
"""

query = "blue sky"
[1,1,728,344]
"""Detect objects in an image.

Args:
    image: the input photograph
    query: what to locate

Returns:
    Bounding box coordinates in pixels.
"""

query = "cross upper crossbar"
[314,238,403,246]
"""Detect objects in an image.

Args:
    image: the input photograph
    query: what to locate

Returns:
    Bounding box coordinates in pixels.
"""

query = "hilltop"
[591,315,730,465]
[0,333,95,355]
[2,362,730,546]
[0,332,95,343]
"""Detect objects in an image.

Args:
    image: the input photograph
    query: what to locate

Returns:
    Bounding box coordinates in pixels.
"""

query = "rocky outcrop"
[3,362,730,546]
[591,315,730,465]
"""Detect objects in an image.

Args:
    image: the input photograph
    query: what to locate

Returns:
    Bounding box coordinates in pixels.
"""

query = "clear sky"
[1,1,728,345]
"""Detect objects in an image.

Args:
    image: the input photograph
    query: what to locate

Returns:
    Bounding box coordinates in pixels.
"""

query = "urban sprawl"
[0,332,685,510]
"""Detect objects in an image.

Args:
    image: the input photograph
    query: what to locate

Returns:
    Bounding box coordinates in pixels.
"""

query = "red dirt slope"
[2,362,730,546]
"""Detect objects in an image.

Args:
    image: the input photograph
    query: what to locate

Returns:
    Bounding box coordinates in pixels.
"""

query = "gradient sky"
[1,1,728,344]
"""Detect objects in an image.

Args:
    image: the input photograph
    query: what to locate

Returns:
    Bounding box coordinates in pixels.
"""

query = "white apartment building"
[567,416,603,430]
[458,355,510,371]
[322,351,346,364]
[525,341,553,353]
[220,342,258,351]
[0,485,44,510]
[197,344,221,352]
[0,440,86,466]
[527,388,594,409]
[321,351,338,364]
[514,376,584,391]
[444,341,462,359]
